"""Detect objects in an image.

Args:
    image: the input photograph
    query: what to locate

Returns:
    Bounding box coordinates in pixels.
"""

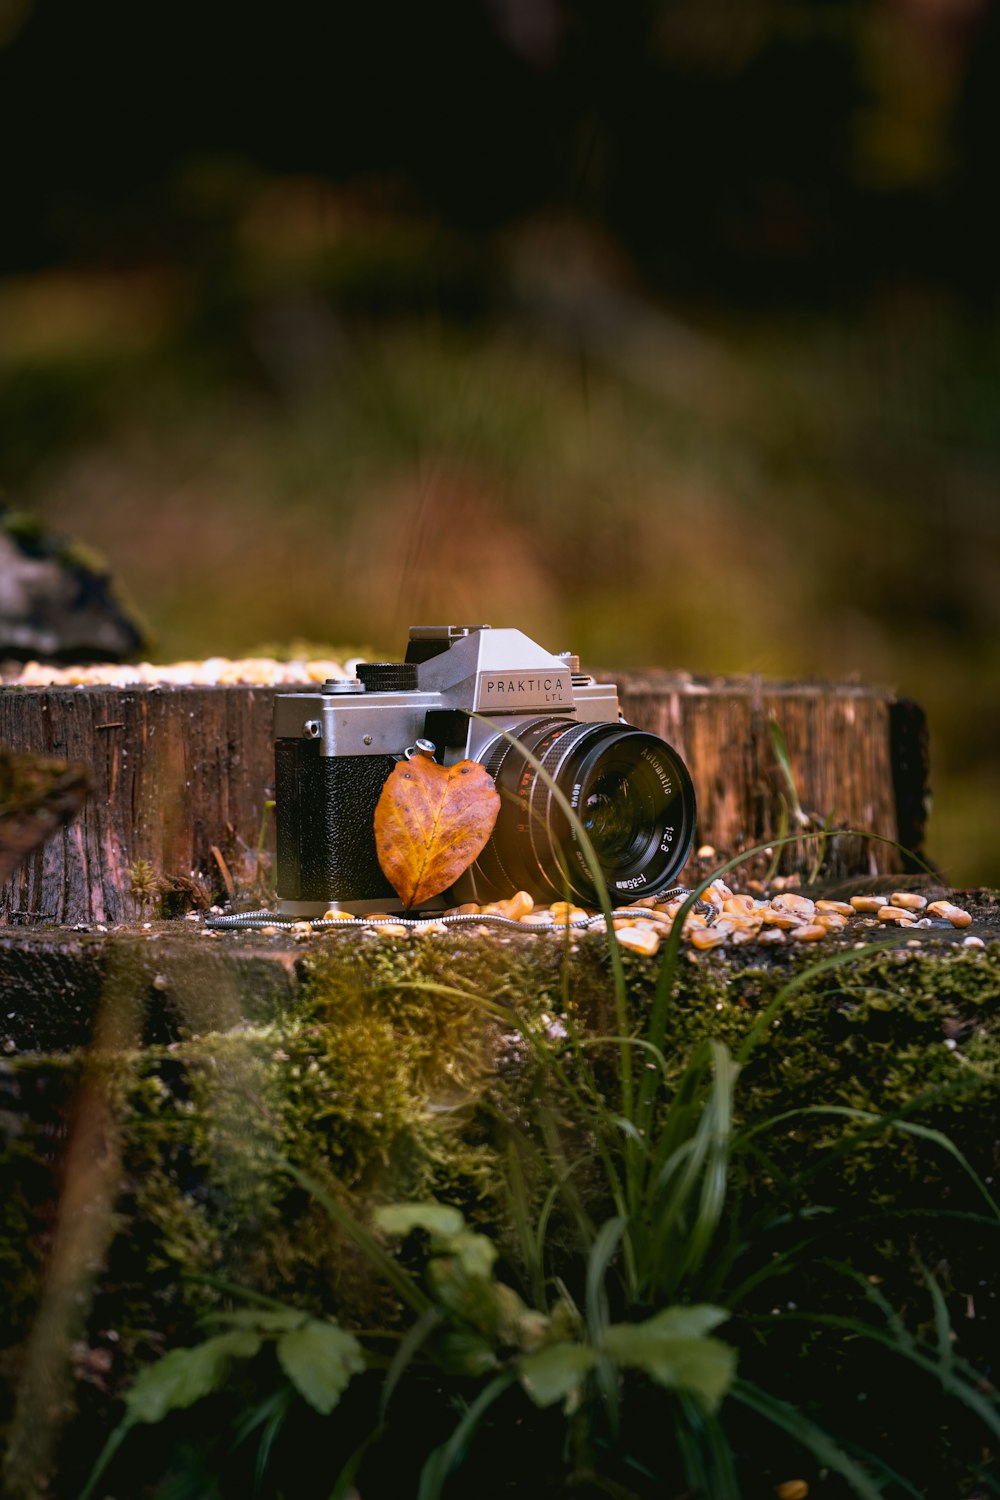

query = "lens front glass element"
[475,718,695,905]
[583,768,645,862]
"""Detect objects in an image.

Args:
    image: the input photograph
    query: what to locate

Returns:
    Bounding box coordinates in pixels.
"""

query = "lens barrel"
[474,717,695,906]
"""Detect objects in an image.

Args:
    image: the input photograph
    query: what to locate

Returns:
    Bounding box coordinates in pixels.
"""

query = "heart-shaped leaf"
[374,755,500,909]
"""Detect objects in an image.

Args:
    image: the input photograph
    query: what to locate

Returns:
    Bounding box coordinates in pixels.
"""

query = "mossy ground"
[1,913,998,1495]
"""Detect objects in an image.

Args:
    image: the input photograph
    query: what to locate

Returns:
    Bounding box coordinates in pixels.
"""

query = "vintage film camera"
[274,625,696,915]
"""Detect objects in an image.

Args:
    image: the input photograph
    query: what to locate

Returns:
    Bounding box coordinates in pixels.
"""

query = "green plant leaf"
[432,1326,501,1377]
[637,1305,730,1340]
[276,1320,365,1415]
[125,1330,262,1425]
[207,1308,306,1334]
[427,1252,502,1333]
[601,1308,736,1413]
[518,1342,598,1409]
[374,1202,466,1242]
[449,1230,499,1279]
[492,1282,550,1351]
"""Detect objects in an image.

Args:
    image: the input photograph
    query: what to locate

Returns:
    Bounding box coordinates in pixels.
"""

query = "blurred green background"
[1,0,998,882]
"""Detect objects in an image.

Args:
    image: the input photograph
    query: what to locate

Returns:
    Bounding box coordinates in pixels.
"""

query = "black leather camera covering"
[275,738,397,902]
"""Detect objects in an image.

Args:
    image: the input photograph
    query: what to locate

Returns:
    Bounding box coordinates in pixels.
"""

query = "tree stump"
[0,686,280,925]
[0,675,929,924]
[617,672,929,882]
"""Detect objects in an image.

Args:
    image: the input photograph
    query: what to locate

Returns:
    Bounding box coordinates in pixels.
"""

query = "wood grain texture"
[0,675,929,922]
[0,686,280,924]
[617,672,928,879]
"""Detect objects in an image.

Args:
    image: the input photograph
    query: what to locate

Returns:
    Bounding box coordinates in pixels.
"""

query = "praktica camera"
[274,625,696,914]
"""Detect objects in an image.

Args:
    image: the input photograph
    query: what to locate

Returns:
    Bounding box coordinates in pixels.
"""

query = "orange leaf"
[374,756,500,910]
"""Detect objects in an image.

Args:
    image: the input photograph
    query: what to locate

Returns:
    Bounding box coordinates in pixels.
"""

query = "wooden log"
[616,673,929,881]
[0,674,929,924]
[0,686,282,925]
[0,926,301,1056]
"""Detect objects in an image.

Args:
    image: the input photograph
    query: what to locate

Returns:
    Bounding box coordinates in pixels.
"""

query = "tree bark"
[0,675,929,923]
[616,672,928,881]
[0,686,279,925]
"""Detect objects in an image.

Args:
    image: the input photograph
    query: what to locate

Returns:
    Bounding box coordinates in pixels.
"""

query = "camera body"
[274,625,695,915]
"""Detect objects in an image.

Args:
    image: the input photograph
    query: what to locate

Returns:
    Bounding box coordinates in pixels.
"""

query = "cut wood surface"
[0,675,929,924]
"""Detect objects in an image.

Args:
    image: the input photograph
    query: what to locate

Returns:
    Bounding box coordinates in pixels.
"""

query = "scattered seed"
[877,906,916,926]
[761,909,802,929]
[850,895,885,913]
[724,894,758,916]
[790,924,827,942]
[927,900,972,928]
[689,927,727,950]
[708,916,738,935]
[502,891,535,920]
[815,900,854,918]
[771,893,816,921]
[963,935,986,948]
[617,925,661,955]
[890,891,928,912]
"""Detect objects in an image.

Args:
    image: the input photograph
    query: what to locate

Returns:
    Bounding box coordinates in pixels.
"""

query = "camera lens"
[474,717,695,906]
[583,768,644,862]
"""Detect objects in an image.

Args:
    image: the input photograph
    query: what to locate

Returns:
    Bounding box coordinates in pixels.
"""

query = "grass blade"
[505,1138,546,1310]
[416,1370,517,1500]
[922,1262,955,1380]
[731,1379,886,1500]
[739,1098,1000,1220]
[467,713,633,1119]
[285,1163,430,1316]
[747,1312,1000,1441]
[586,1215,627,1340]
[379,1305,443,1422]
[676,1392,740,1500]
[77,1419,133,1500]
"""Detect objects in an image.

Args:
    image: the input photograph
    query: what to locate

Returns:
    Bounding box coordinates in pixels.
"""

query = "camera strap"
[203,888,714,935]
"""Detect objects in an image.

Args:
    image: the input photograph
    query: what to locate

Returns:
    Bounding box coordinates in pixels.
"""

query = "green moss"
[2,933,998,1479]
